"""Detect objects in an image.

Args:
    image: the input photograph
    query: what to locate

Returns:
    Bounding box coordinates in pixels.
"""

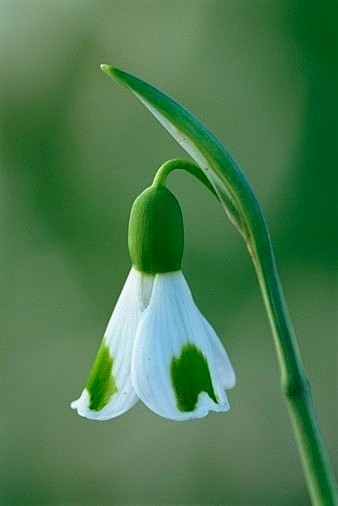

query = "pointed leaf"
[101,65,264,240]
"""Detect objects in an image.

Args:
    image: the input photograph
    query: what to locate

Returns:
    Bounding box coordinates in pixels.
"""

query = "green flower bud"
[128,185,184,274]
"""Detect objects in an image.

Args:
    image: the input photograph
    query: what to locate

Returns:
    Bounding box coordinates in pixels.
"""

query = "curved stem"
[101,66,337,505]
[152,158,218,198]
[155,157,337,504]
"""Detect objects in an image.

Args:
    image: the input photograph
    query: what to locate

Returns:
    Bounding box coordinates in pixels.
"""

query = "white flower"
[72,181,236,421]
[71,267,235,421]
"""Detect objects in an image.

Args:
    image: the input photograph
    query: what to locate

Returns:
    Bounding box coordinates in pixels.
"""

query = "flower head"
[71,182,235,421]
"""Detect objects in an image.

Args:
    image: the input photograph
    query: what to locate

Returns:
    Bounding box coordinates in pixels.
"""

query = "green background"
[1,1,336,505]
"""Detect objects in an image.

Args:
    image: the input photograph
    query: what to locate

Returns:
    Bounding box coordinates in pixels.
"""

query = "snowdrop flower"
[71,183,235,421]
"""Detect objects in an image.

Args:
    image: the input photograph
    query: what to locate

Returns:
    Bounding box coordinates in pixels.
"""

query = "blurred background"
[1,1,337,505]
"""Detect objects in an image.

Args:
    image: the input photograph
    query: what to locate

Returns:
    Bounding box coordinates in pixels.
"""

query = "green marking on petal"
[86,341,117,411]
[170,343,217,412]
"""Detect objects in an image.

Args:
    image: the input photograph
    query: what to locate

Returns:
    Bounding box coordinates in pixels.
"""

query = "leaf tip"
[100,63,113,76]
[100,64,127,83]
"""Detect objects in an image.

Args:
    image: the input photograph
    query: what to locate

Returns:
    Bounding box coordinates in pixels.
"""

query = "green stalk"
[101,65,337,505]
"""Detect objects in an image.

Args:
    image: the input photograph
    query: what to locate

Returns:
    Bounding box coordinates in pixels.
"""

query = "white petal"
[131,271,235,421]
[71,267,154,420]
[200,315,236,389]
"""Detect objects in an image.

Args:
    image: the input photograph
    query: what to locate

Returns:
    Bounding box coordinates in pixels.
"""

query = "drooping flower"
[71,182,235,421]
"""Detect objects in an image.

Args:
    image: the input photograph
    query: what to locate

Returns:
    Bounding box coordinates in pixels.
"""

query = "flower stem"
[155,157,337,504]
[152,158,217,197]
[101,66,337,505]
[250,213,337,506]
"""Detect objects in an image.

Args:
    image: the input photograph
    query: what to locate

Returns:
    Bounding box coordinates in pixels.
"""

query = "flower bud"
[128,185,184,274]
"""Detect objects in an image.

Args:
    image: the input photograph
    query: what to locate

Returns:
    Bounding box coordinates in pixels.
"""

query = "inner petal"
[139,271,155,309]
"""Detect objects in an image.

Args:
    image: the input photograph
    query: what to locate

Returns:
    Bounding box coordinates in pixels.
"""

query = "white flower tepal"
[71,268,235,421]
[71,182,235,421]
[132,270,235,420]
[71,268,154,420]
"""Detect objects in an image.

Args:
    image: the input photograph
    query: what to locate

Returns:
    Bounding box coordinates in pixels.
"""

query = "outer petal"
[131,271,235,421]
[71,267,154,420]
[200,315,236,389]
